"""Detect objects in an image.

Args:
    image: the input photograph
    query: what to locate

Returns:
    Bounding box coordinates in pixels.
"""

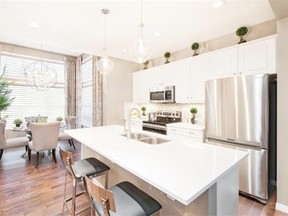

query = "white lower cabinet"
[167,123,205,143]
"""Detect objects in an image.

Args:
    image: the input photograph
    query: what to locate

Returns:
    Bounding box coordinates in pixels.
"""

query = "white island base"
[81,144,239,216]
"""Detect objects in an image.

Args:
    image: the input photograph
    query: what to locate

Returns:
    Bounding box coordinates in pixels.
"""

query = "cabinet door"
[133,70,149,103]
[238,37,276,75]
[189,54,210,103]
[210,46,238,79]
[147,59,191,103]
[167,59,190,103]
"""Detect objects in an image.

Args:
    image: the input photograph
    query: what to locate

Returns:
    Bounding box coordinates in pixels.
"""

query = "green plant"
[190,107,198,114]
[56,116,63,121]
[143,60,149,69]
[141,106,146,116]
[190,107,198,124]
[0,66,14,119]
[164,52,171,58]
[236,26,248,44]
[236,26,248,36]
[191,43,200,56]
[191,43,199,51]
[13,118,23,126]
[164,52,171,64]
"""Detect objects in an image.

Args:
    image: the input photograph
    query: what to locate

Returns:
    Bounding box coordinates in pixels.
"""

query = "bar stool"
[59,148,110,216]
[84,175,162,216]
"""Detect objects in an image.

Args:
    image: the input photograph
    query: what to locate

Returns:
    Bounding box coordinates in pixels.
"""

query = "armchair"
[0,120,30,160]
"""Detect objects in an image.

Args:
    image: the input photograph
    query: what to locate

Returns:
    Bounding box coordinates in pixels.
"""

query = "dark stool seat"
[59,148,110,216]
[85,176,162,216]
[72,157,110,179]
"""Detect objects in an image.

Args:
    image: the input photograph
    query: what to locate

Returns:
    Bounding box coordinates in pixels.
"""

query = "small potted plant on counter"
[13,119,23,127]
[141,106,147,116]
[164,52,171,64]
[190,107,198,124]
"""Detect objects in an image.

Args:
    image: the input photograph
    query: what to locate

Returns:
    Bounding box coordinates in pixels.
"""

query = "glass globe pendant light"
[96,8,114,75]
[129,0,153,63]
[24,44,57,91]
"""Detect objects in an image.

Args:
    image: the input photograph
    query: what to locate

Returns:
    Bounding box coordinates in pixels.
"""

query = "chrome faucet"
[127,107,141,139]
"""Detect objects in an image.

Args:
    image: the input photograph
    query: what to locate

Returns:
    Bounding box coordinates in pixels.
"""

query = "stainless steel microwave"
[149,85,175,103]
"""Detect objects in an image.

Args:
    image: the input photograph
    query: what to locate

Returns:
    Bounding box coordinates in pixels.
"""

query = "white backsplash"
[124,102,205,126]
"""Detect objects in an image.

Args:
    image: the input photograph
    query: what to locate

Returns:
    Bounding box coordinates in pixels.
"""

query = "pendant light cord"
[104,11,107,55]
[140,0,143,38]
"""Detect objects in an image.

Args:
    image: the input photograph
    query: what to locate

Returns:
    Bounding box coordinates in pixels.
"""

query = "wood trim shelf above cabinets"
[132,35,276,104]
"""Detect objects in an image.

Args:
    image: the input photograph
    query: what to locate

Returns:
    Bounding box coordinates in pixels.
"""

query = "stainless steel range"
[142,111,182,135]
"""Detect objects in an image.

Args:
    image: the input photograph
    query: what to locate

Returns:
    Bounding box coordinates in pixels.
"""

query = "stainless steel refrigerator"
[205,73,276,204]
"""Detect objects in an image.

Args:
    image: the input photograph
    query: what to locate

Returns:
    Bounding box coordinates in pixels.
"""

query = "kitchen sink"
[138,137,169,145]
[121,132,150,140]
[121,132,169,144]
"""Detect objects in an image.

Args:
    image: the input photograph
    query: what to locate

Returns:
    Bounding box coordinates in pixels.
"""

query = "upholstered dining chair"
[58,116,76,149]
[84,176,162,216]
[0,120,30,160]
[28,122,60,168]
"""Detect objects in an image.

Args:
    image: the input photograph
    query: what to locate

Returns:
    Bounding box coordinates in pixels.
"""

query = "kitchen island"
[65,125,248,216]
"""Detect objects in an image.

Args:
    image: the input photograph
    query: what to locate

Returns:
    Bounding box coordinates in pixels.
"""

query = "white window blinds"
[81,57,92,127]
[0,53,65,128]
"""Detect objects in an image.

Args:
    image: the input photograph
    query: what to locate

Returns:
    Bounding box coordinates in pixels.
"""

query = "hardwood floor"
[0,142,287,216]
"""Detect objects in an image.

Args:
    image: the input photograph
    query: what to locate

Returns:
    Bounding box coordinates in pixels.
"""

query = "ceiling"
[0,0,275,62]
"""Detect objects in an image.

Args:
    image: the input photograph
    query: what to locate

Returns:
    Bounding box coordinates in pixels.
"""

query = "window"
[81,57,92,127]
[1,52,65,128]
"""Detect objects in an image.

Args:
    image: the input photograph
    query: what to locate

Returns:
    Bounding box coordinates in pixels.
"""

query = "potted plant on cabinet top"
[13,119,23,127]
[191,42,200,56]
[190,107,198,124]
[143,60,149,70]
[236,26,248,44]
[164,52,171,64]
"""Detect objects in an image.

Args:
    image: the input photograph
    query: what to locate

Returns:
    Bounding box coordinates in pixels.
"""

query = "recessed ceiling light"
[154,32,161,37]
[29,22,40,28]
[212,0,225,8]
[123,49,128,52]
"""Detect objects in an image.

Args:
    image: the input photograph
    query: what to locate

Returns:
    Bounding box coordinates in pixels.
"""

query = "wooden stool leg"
[71,178,77,216]
[62,172,68,215]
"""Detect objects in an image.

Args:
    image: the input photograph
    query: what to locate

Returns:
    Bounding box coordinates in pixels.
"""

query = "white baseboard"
[276,202,288,213]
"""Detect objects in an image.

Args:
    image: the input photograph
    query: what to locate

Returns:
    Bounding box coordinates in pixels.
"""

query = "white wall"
[102,57,139,125]
[150,19,276,67]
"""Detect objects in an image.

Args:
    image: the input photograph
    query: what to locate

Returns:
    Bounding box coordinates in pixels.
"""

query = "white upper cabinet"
[238,36,276,75]
[189,54,211,103]
[209,46,238,79]
[166,59,190,103]
[133,70,150,103]
[132,35,276,104]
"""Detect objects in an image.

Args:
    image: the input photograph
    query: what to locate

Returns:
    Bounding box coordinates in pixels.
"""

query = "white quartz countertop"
[65,125,247,205]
